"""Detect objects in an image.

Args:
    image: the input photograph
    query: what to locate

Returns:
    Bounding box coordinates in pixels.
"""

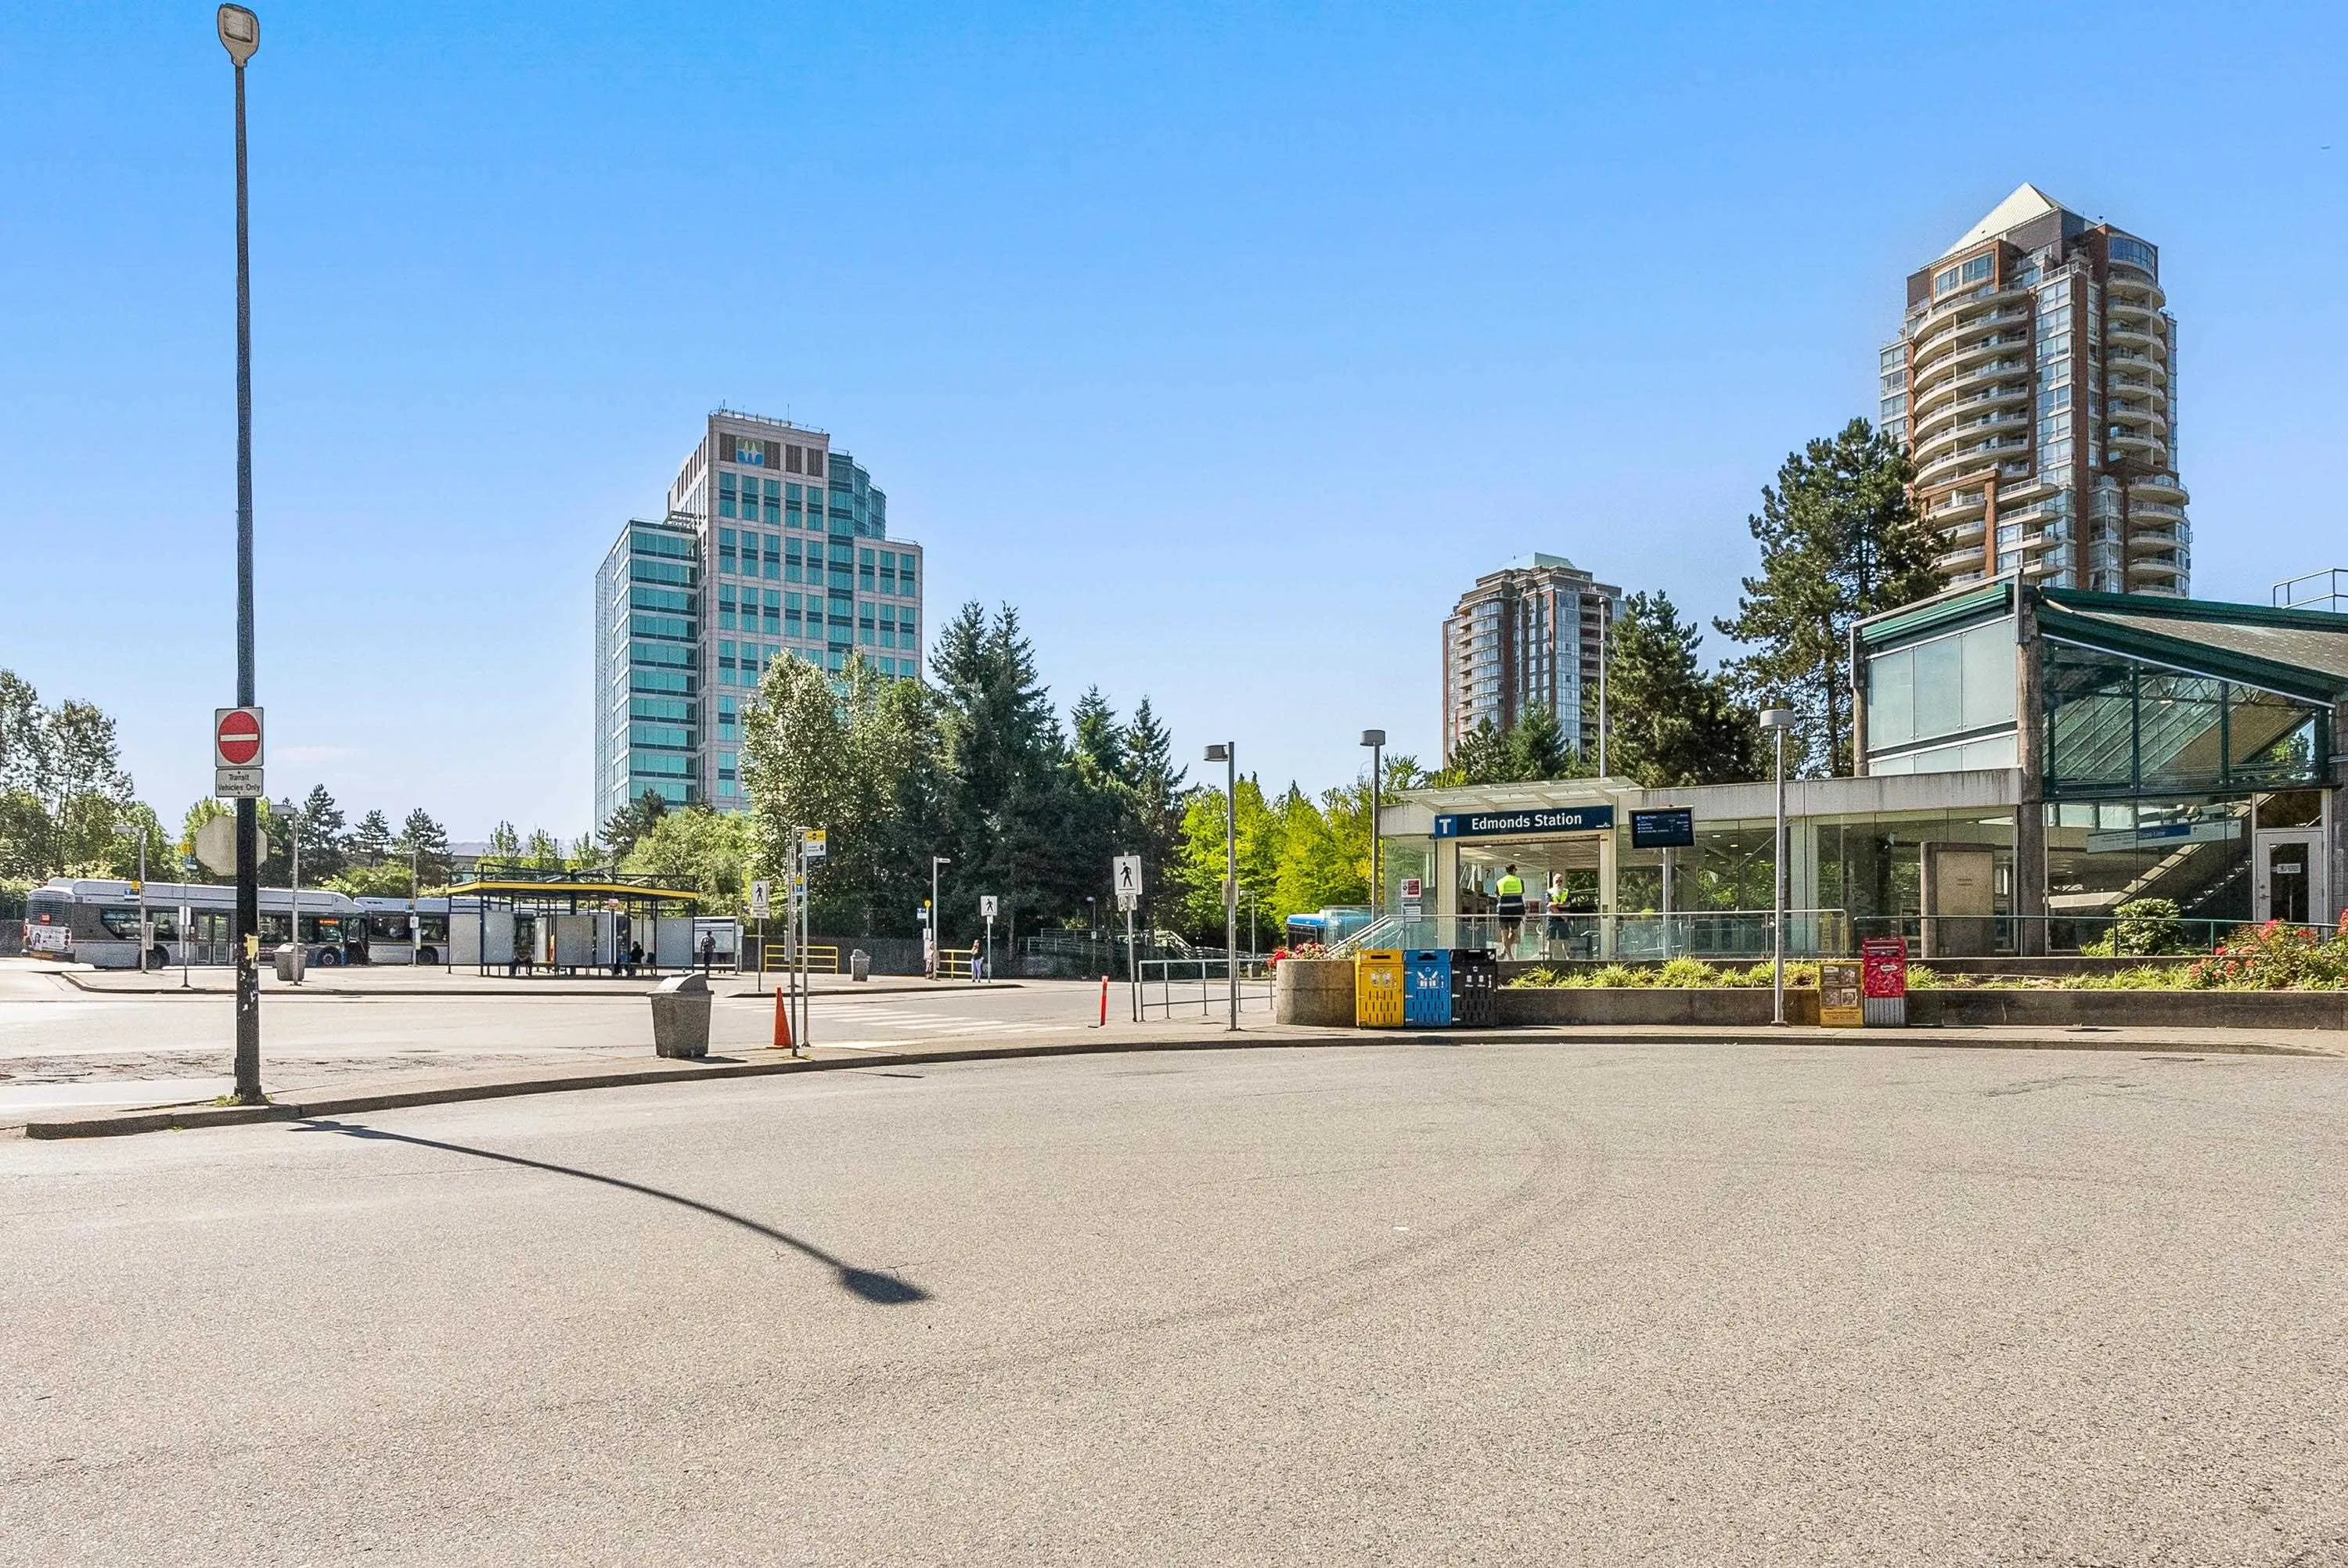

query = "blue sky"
[4,1,2343,840]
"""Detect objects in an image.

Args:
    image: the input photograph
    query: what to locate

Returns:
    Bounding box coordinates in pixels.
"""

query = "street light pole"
[1761,707,1796,1026]
[1205,743,1237,1030]
[218,5,264,1104]
[931,854,950,978]
[1360,729,1385,919]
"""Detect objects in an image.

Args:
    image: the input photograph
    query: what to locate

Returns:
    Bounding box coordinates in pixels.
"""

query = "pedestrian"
[970,938,983,983]
[628,940,643,977]
[1494,863,1525,960]
[699,931,716,974]
[1546,870,1568,956]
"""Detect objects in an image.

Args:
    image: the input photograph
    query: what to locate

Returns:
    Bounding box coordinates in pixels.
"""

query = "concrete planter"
[1909,988,2348,1030]
[1275,958,1356,1027]
[1496,986,1819,1027]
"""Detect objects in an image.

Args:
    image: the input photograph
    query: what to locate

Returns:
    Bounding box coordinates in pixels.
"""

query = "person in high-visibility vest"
[1494,864,1525,959]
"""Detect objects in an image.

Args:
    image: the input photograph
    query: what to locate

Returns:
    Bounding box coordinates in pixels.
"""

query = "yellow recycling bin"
[1354,949,1406,1028]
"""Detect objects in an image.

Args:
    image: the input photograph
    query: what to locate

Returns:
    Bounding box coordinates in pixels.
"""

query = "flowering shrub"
[2183,922,2348,991]
[1268,944,1327,967]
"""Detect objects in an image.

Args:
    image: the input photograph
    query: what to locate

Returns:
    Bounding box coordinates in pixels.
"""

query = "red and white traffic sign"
[214,707,265,799]
[214,707,265,768]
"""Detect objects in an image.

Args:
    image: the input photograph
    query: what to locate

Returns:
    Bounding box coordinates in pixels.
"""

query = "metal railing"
[1329,910,1853,962]
[761,941,838,973]
[1137,955,1273,1019]
[1850,913,2342,958]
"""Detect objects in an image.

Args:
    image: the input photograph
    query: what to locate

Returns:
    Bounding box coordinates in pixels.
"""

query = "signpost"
[750,879,770,993]
[1630,810,1696,954]
[1113,856,1143,1021]
[979,894,996,980]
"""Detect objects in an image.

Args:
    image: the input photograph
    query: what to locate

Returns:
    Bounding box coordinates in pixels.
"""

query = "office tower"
[1880,184,2189,596]
[594,409,926,832]
[1441,553,1619,764]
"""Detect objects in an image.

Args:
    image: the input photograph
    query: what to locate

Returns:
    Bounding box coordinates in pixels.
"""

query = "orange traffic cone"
[772,987,794,1052]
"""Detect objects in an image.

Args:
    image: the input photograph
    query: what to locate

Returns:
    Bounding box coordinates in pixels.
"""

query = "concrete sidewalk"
[19,1017,2339,1140]
[49,963,1016,1000]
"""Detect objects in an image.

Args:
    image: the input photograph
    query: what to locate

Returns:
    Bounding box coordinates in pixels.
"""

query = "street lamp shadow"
[290,1119,931,1306]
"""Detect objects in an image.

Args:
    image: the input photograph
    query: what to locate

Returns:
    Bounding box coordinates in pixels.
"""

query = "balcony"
[1913,328,2032,381]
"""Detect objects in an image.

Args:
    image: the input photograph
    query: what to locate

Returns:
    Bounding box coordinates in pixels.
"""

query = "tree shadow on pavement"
[292,1118,929,1305]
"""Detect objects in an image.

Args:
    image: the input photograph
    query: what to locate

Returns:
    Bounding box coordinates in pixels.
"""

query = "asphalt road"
[0,962,1149,1122]
[7,1040,2348,1564]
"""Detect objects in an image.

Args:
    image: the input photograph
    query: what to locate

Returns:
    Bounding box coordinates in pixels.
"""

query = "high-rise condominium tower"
[1441,554,1619,764]
[1880,184,2189,596]
[594,409,925,831]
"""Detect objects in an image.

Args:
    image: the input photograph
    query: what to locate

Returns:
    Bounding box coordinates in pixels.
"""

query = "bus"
[353,896,455,966]
[21,879,368,970]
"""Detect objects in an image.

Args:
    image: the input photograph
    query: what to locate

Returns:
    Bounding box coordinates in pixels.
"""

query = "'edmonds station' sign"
[1433,805,1615,839]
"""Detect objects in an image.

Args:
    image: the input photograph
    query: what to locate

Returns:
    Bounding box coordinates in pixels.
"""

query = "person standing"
[1494,864,1525,959]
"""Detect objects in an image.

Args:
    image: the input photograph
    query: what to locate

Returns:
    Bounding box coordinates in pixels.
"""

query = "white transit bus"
[21,879,419,970]
[353,896,453,966]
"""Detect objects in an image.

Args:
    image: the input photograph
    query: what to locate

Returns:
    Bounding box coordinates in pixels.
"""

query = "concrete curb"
[17,1023,2331,1141]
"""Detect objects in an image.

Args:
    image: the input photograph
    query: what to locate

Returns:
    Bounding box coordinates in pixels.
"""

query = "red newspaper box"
[1860,936,1907,1027]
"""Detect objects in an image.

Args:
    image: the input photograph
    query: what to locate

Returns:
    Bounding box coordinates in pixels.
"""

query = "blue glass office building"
[594,410,926,833]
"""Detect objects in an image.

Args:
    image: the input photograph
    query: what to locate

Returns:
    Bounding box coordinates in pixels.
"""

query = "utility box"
[1450,950,1498,1026]
[1354,949,1406,1028]
[1403,949,1453,1027]
[650,972,712,1058]
[1819,960,1864,1027]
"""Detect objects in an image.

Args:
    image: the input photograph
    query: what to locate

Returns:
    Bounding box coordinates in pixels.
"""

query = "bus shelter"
[445,869,704,976]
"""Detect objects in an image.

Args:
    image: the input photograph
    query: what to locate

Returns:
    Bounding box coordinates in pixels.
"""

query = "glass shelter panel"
[2043,641,2330,798]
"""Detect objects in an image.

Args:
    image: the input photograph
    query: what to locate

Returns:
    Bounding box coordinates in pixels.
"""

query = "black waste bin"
[1451,950,1498,1027]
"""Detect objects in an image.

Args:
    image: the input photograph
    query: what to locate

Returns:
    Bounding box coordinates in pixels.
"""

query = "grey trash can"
[273,947,304,983]
[650,972,712,1059]
[850,948,870,982]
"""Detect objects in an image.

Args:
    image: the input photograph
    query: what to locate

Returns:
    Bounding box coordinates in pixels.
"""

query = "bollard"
[772,987,793,1052]
[1098,974,1109,1027]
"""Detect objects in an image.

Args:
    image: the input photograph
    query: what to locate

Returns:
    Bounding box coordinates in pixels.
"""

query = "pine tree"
[296,784,349,879]
[1715,418,1942,775]
[1608,591,1763,786]
[396,809,452,886]
[1118,696,1187,926]
[349,808,396,865]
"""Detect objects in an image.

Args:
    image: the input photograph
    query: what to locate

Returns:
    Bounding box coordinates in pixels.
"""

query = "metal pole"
[1370,739,1381,918]
[1224,744,1238,1030]
[410,847,420,966]
[138,829,149,970]
[288,818,301,984]
[1773,726,1788,1027]
[229,38,262,1104]
[1662,843,1673,959]
[1125,901,1137,1023]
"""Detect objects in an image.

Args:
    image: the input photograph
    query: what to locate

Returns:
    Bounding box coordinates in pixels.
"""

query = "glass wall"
[2044,796,2251,933]
[1865,616,2016,773]
[2044,641,2328,797]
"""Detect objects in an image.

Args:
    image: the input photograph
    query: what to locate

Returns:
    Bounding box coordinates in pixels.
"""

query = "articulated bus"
[23,879,387,969]
[353,896,454,966]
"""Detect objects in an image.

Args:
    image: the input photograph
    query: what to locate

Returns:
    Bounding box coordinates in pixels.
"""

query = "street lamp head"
[1204,743,1230,763]
[217,4,259,64]
[1759,708,1797,731]
[1359,728,1386,748]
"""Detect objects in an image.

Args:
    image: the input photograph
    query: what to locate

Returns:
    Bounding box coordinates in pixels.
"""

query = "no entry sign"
[215,707,264,767]
[214,707,265,799]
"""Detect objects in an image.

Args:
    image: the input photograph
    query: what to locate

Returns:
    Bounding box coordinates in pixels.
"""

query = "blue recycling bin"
[1404,949,1453,1027]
